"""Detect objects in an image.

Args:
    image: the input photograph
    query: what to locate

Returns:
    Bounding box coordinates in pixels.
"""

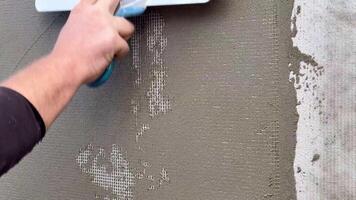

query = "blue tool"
[35,0,210,87]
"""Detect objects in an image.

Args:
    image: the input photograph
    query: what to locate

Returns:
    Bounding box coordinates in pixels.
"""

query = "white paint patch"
[291,1,356,199]
[77,144,135,200]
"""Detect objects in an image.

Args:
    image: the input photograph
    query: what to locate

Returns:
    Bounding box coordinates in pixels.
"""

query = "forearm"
[0,0,134,177]
[1,54,82,128]
[1,0,133,129]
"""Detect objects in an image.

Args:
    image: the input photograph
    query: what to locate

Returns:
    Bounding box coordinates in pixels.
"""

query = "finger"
[115,36,130,59]
[97,0,120,13]
[113,18,135,40]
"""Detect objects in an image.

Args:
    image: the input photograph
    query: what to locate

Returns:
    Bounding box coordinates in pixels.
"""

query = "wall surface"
[0,0,297,199]
[291,0,356,199]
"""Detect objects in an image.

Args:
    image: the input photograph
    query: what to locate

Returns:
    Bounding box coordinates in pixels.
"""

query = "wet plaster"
[0,0,298,199]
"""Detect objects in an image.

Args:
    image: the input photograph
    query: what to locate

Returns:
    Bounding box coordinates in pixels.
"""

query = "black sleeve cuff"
[0,87,46,176]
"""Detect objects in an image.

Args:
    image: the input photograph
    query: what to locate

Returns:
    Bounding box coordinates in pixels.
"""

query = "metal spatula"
[35,0,210,87]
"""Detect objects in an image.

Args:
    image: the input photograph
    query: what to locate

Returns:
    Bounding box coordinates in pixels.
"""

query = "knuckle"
[128,24,135,34]
[119,41,130,57]
[124,19,135,31]
[123,42,130,52]
[119,18,134,28]
[121,40,129,50]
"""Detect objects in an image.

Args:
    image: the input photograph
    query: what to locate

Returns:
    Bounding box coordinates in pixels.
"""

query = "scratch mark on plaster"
[77,144,135,200]
[129,12,171,192]
[146,13,170,117]
[76,12,171,198]
[136,124,150,143]
[131,17,143,88]
[158,168,170,186]
[13,14,62,72]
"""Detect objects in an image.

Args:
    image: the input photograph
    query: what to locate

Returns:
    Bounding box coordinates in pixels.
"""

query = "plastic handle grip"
[88,7,146,88]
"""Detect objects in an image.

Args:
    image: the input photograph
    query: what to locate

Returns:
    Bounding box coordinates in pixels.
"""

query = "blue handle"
[87,62,116,87]
[88,7,146,88]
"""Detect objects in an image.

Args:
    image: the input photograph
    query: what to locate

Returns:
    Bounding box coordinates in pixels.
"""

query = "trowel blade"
[35,0,209,12]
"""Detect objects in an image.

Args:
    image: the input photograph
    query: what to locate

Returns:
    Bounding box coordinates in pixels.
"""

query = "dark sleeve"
[0,87,46,177]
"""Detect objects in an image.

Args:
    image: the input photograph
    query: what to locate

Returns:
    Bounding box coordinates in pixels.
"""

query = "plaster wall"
[0,1,297,199]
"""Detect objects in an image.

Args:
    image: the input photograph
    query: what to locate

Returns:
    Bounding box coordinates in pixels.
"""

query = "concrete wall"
[291,1,356,199]
[0,0,297,199]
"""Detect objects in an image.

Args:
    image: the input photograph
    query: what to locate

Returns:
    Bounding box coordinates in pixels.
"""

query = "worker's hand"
[51,0,135,84]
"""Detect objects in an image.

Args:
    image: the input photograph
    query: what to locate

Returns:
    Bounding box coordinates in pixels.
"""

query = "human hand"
[51,0,135,84]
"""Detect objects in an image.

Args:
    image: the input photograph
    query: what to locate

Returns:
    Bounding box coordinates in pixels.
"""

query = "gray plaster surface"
[0,0,297,199]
